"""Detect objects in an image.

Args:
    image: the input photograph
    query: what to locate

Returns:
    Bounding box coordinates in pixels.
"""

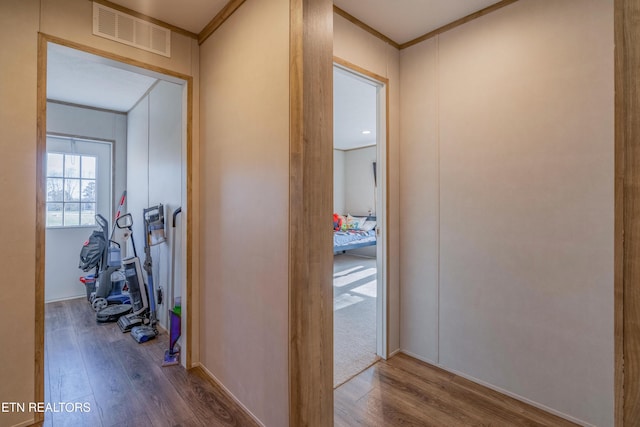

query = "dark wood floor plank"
[73,327,151,427]
[335,353,579,427]
[143,341,248,426]
[45,298,255,427]
[49,394,103,427]
[374,363,489,426]
[386,355,532,426]
[390,354,575,427]
[110,336,198,426]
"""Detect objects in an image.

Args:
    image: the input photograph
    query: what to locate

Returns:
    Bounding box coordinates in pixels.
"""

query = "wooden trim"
[46,99,127,115]
[91,0,198,39]
[40,33,192,82]
[333,5,400,50]
[198,0,246,45]
[384,80,390,358]
[399,0,519,50]
[289,0,334,425]
[35,33,195,407]
[185,75,193,368]
[333,56,388,85]
[34,33,47,427]
[615,1,640,425]
[333,56,391,357]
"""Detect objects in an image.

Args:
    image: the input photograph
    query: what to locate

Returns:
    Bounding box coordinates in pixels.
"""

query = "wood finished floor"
[47,298,576,427]
[44,298,258,427]
[334,353,578,427]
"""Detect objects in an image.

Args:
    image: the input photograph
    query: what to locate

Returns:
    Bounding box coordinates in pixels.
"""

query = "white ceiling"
[334,67,377,151]
[47,43,159,112]
[105,0,503,45]
[333,0,504,44]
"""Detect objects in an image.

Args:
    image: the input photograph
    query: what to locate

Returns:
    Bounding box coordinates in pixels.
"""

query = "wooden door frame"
[332,57,391,358]
[35,33,195,425]
[614,1,640,425]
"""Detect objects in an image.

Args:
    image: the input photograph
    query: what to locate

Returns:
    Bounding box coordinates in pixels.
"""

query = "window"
[46,153,97,227]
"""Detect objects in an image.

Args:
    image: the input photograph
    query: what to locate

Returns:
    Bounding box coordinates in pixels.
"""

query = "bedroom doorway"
[332,60,388,387]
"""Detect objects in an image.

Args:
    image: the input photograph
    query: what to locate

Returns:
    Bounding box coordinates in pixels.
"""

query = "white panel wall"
[127,81,183,330]
[344,145,377,216]
[0,3,39,424]
[399,38,440,362]
[126,96,149,257]
[334,149,345,214]
[45,102,126,302]
[399,1,613,426]
[199,1,290,425]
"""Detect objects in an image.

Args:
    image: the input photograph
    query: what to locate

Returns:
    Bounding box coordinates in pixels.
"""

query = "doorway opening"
[333,60,388,387]
[38,37,192,425]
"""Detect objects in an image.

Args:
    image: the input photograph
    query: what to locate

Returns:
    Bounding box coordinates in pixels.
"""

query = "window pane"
[81,180,96,202]
[46,178,64,202]
[47,153,64,177]
[64,154,80,178]
[64,179,80,202]
[46,203,63,227]
[81,203,96,226]
[81,156,96,179]
[63,203,80,226]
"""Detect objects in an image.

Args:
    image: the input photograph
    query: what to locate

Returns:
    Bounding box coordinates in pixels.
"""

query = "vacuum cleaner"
[163,207,182,366]
[131,204,165,344]
[115,212,149,332]
[79,191,133,323]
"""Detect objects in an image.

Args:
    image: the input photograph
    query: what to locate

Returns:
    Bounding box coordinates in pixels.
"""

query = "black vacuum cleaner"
[163,207,182,366]
[131,204,165,344]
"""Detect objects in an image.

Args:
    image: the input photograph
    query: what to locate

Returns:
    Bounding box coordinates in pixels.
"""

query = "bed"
[333,215,376,254]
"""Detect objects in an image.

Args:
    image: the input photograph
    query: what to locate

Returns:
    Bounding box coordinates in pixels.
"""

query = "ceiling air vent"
[92,2,171,57]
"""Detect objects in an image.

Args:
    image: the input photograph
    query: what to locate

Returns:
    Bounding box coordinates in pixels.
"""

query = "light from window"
[46,153,97,227]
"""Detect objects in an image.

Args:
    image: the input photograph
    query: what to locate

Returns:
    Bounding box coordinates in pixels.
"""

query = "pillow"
[346,215,367,230]
[360,220,376,232]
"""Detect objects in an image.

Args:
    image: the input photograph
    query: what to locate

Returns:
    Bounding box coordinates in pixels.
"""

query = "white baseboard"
[194,362,265,427]
[398,350,594,427]
[44,294,85,304]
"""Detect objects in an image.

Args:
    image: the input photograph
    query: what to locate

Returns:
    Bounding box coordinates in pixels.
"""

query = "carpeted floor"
[334,253,378,387]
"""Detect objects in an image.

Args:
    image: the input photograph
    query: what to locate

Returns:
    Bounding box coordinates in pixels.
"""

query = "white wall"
[0,3,39,424]
[127,80,184,331]
[334,149,345,214]
[334,11,401,353]
[45,102,127,303]
[199,1,290,425]
[344,145,377,216]
[399,1,614,426]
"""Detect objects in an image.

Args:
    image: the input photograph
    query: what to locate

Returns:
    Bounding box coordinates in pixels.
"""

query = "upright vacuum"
[131,204,165,344]
[163,207,182,366]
